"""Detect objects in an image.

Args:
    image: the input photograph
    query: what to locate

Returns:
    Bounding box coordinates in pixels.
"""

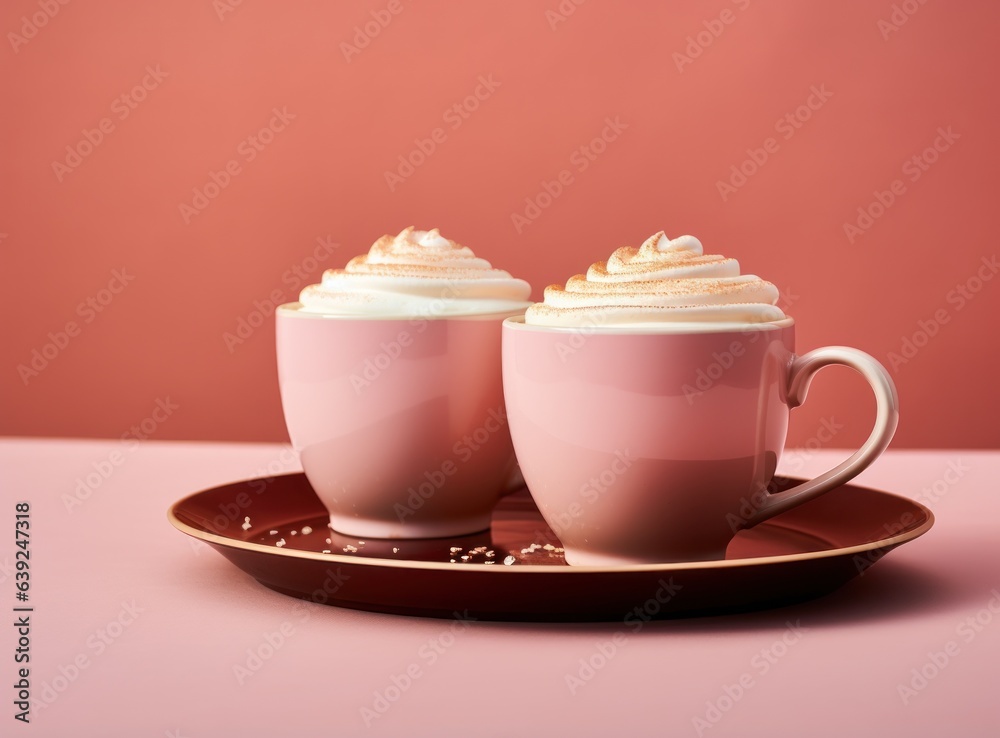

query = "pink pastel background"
[2,0,998,449]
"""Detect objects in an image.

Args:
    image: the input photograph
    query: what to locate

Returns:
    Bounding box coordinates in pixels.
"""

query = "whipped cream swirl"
[524,232,785,327]
[298,227,532,316]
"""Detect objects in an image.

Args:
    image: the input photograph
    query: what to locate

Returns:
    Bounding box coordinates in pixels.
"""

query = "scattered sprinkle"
[450,547,463,554]
[543,544,556,551]
[269,530,278,536]
[241,521,251,531]
[301,526,313,535]
[325,538,332,544]
[321,549,331,554]
[342,544,358,553]
[503,555,516,566]
[392,547,400,554]
[460,555,470,561]
[290,530,297,536]
[449,559,457,564]
[485,551,495,558]
[276,539,286,548]
[485,560,495,565]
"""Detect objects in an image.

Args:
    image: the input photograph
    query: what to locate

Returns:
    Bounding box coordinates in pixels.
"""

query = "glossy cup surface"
[277,304,524,538]
[502,318,799,564]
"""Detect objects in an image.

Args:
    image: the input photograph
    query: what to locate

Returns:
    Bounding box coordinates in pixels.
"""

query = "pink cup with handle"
[502,317,898,564]
[501,231,898,565]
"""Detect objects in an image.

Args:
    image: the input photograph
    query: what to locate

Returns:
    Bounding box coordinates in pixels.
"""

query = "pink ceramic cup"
[276,305,526,538]
[501,317,899,565]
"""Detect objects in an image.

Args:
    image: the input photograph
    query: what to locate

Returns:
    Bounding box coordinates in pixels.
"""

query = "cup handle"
[746,346,899,527]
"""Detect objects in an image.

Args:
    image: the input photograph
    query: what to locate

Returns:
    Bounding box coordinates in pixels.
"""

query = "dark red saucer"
[168,473,932,622]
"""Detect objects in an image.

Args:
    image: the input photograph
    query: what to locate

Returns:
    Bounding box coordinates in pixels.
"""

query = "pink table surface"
[1,439,998,738]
